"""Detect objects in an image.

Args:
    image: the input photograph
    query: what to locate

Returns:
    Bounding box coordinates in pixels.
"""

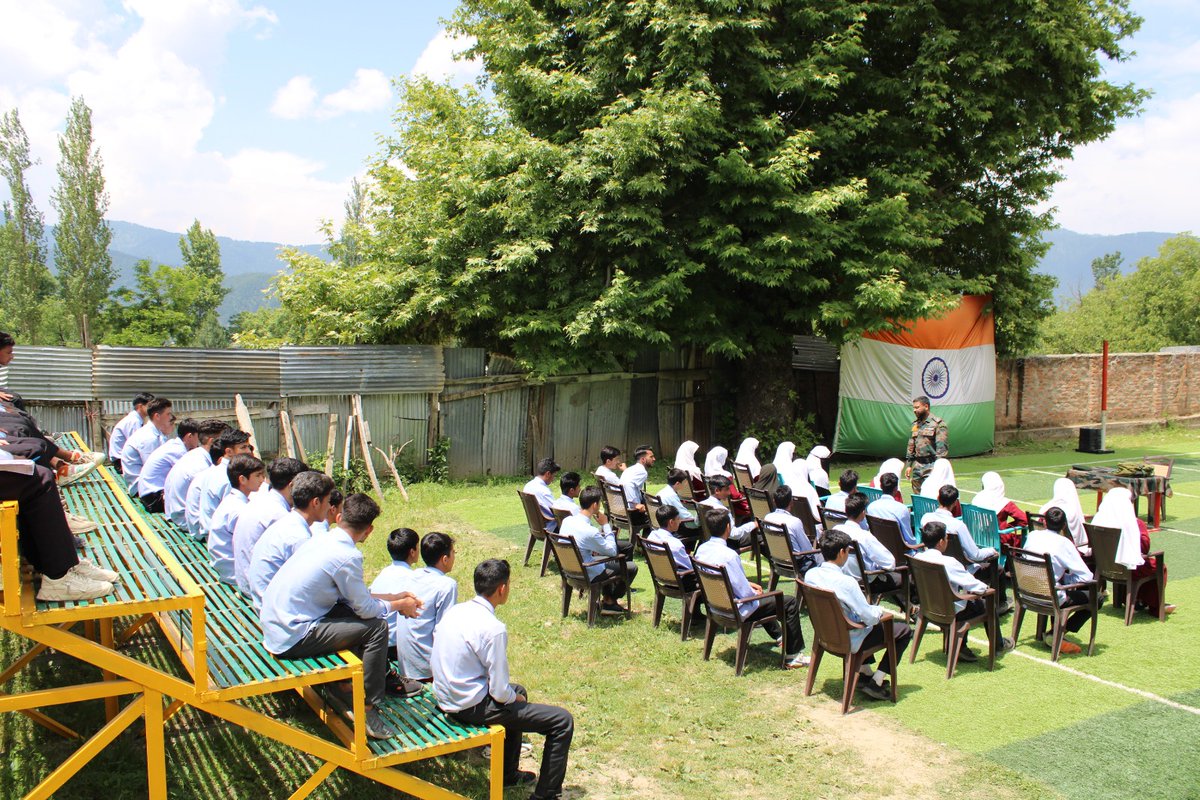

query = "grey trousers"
[277,602,390,706]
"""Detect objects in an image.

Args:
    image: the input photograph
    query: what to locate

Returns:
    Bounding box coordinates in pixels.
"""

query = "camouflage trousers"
[910,462,933,494]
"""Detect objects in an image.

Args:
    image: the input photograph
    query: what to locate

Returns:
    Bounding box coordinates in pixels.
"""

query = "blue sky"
[0,0,1196,244]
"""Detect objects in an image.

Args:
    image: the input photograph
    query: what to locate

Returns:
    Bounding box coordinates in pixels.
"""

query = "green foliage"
[0,109,55,343]
[1091,251,1123,288]
[424,436,451,485]
[179,219,228,325]
[52,97,113,344]
[306,450,376,495]
[1038,234,1200,354]
[103,259,224,346]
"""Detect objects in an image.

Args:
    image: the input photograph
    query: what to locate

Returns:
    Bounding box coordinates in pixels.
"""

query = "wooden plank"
[325,414,338,476]
[342,414,355,471]
[291,417,307,464]
[351,394,384,502]
[234,394,259,453]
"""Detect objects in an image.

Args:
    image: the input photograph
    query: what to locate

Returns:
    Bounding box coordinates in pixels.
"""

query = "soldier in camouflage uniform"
[905,396,948,493]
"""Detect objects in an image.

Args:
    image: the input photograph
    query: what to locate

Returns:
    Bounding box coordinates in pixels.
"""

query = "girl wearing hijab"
[872,458,905,500]
[704,445,751,521]
[673,440,705,499]
[733,437,761,480]
[1091,487,1172,617]
[805,446,831,497]
[919,458,956,500]
[971,471,1027,551]
[772,442,795,476]
[1039,478,1088,554]
[781,458,824,526]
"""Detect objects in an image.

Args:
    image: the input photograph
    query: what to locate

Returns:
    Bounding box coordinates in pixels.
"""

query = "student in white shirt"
[163,419,228,528]
[120,397,175,494]
[207,454,265,585]
[551,472,582,517]
[232,457,308,594]
[700,475,757,544]
[368,528,428,697]
[694,508,809,668]
[395,532,459,682]
[648,505,696,589]
[656,468,699,531]
[138,417,200,513]
[431,559,574,800]
[919,485,997,572]
[1022,507,1097,655]
[559,486,638,613]
[187,429,254,539]
[247,471,335,609]
[866,472,915,546]
[761,485,822,573]
[310,489,343,535]
[260,494,422,740]
[522,457,560,531]
[823,469,859,516]
[914,519,994,663]
[836,492,900,594]
[804,529,912,701]
[594,444,625,487]
[619,444,655,530]
[108,392,154,472]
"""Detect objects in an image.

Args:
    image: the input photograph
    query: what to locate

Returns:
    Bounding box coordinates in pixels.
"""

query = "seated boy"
[559,485,638,614]
[108,392,154,473]
[647,505,696,590]
[865,472,915,546]
[551,471,581,517]
[138,417,200,513]
[163,419,228,527]
[120,396,174,494]
[656,468,699,531]
[207,454,266,585]
[396,532,459,681]
[187,429,253,539]
[310,489,343,534]
[246,471,335,609]
[762,485,822,573]
[1021,507,1096,655]
[233,457,308,593]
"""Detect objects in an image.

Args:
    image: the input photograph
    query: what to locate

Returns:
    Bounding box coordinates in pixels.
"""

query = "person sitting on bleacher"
[656,468,699,532]
[369,528,421,667]
[246,471,335,609]
[823,470,859,516]
[260,493,422,740]
[523,457,560,532]
[834,492,900,596]
[232,457,308,594]
[394,532,458,683]
[137,417,200,513]
[163,419,228,528]
[207,454,265,585]
[187,429,253,540]
[866,472,915,547]
[432,558,574,800]
[310,489,343,535]
[0,400,101,484]
[700,475,757,545]
[119,396,175,495]
[549,471,579,517]
[107,392,154,473]
[762,485,822,572]
[0,449,119,601]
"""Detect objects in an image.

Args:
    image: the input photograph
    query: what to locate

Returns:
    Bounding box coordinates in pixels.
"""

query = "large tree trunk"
[735,341,795,432]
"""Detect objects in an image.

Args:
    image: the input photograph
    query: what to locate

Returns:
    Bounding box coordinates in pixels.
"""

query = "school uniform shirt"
[913,548,987,613]
[921,508,997,572]
[823,490,849,514]
[699,495,756,543]
[164,446,212,527]
[139,437,187,496]
[551,494,580,516]
[430,596,517,712]
[522,475,555,527]
[803,561,886,652]
[188,461,232,539]
[594,464,620,487]
[656,484,696,524]
[120,422,166,494]
[310,520,330,535]
[396,566,458,680]
[233,487,291,594]
[370,561,417,649]
[108,409,143,461]
[866,495,915,546]
[1023,529,1094,603]
[646,528,693,576]
[247,509,313,609]
[834,520,895,580]
[694,537,758,618]
[260,525,388,655]
[620,462,648,506]
[762,508,822,563]
[559,513,617,581]
[207,489,249,584]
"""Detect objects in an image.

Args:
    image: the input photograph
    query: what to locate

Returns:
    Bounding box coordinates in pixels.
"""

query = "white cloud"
[1046,91,1200,234]
[270,75,318,119]
[318,68,391,118]
[411,29,483,85]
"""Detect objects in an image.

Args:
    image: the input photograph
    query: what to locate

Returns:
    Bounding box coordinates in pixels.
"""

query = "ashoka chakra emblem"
[921,357,950,399]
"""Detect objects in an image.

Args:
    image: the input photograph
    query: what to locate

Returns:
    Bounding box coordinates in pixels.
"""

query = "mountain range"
[49,220,1183,323]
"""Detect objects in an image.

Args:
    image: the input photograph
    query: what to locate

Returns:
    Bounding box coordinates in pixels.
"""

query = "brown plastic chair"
[760,520,820,600]
[731,462,754,494]
[798,580,898,714]
[546,532,632,627]
[846,540,908,615]
[792,498,824,548]
[601,481,636,543]
[645,494,665,530]
[906,555,996,677]
[696,502,762,584]
[866,515,919,619]
[1009,547,1100,660]
[693,559,785,676]
[745,486,775,526]
[518,490,553,576]
[640,535,701,641]
[821,507,847,531]
[1085,523,1166,625]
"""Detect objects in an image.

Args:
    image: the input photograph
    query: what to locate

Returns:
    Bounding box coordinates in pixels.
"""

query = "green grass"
[3,429,1199,798]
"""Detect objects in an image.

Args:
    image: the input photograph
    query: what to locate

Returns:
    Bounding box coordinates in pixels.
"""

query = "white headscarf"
[920,458,956,499]
[1039,478,1086,547]
[782,458,823,521]
[806,445,831,490]
[971,471,1009,512]
[1091,487,1145,569]
[734,437,761,478]
[772,441,796,474]
[703,446,731,478]
[674,440,702,481]
[872,458,904,489]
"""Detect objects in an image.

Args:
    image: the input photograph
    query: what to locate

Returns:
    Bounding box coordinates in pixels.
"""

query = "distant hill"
[1037,229,1177,303]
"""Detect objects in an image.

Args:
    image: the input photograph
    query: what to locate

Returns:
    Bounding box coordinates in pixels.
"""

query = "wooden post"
[325,414,338,476]
[342,413,355,470]
[290,417,307,463]
[234,394,259,454]
[352,394,384,502]
[280,409,296,458]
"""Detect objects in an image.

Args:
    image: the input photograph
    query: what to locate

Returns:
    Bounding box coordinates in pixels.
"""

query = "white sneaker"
[37,571,114,602]
[65,512,99,534]
[57,460,98,486]
[74,559,120,583]
[69,450,106,466]
[785,652,812,670]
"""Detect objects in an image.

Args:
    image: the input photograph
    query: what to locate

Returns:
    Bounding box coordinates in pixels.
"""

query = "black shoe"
[957,645,978,663]
[600,602,627,615]
[1000,636,1015,652]
[996,600,1014,616]
[386,668,425,698]
[504,770,537,788]
[860,680,891,701]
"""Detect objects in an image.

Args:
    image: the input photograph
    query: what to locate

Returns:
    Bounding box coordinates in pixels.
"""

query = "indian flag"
[834,295,995,457]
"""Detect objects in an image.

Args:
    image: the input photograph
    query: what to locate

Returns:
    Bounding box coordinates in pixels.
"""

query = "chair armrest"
[958,587,995,600]
[1148,550,1164,561]
[581,554,623,568]
[999,526,1024,536]
[734,590,782,606]
[791,548,821,559]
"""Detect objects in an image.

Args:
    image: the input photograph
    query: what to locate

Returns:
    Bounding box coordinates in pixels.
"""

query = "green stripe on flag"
[835,397,995,457]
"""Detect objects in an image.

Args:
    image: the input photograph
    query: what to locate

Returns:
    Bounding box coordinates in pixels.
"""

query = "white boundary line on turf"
[965,634,1200,716]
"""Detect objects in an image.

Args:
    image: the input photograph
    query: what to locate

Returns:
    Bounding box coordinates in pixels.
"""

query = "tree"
[332,177,369,269]
[179,219,228,322]
[52,97,113,345]
[104,259,219,346]
[0,109,55,343]
[1091,251,1123,288]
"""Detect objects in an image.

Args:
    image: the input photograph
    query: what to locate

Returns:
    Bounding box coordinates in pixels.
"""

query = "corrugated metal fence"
[1,345,715,479]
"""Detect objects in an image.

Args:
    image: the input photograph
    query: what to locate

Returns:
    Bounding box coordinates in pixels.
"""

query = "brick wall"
[996,352,1200,431]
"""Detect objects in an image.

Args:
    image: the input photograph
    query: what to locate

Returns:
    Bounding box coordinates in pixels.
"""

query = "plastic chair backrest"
[645,494,664,529]
[732,462,753,494]
[603,481,630,520]
[906,555,960,626]
[866,514,909,563]
[518,490,548,538]
[910,494,939,521]
[760,520,796,567]
[694,560,740,627]
[1009,548,1057,608]
[641,536,684,587]
[548,533,588,582]
[798,581,856,656]
[858,485,884,504]
[1084,523,1129,581]
[961,504,1002,553]
[746,487,774,523]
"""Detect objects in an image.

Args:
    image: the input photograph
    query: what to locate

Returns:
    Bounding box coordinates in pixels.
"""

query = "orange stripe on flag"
[862,295,994,350]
